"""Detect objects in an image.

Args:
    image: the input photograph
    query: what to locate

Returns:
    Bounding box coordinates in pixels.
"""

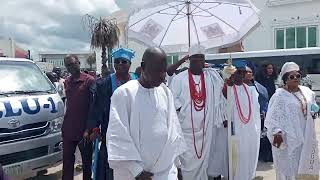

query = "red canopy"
[15,47,28,58]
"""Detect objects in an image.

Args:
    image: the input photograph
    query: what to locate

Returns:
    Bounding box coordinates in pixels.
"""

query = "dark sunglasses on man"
[289,74,301,80]
[114,58,130,65]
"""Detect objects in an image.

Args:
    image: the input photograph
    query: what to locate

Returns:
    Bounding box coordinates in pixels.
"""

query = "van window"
[0,61,55,94]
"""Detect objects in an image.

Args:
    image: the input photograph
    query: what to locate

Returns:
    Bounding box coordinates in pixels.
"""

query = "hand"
[223,120,228,128]
[135,171,154,180]
[178,168,183,180]
[226,75,235,86]
[181,55,189,62]
[273,133,283,148]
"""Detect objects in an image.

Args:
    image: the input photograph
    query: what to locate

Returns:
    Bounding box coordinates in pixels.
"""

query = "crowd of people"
[43,45,319,180]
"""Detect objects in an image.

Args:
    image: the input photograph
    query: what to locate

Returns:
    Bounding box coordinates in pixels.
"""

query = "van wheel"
[37,169,48,176]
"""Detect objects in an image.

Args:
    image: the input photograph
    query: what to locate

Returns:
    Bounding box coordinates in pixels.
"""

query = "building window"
[166,55,179,65]
[309,26,317,47]
[275,26,318,49]
[286,27,295,49]
[276,29,285,49]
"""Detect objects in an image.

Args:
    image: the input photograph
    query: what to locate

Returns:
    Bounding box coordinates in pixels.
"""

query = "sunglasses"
[114,59,130,64]
[288,74,301,80]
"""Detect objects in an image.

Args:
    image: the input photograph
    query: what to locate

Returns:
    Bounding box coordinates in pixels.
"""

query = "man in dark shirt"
[62,54,96,180]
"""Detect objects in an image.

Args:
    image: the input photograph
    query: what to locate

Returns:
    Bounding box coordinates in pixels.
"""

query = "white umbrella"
[127,0,260,52]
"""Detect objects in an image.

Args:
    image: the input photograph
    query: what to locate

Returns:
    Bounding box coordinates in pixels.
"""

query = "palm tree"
[86,52,96,70]
[83,14,120,76]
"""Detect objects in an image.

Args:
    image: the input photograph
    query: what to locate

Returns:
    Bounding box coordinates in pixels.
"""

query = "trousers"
[62,138,93,180]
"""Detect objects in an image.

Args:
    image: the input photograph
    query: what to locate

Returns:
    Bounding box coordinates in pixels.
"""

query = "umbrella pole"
[187,1,191,48]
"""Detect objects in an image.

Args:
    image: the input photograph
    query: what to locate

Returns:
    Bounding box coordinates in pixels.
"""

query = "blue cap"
[112,48,135,61]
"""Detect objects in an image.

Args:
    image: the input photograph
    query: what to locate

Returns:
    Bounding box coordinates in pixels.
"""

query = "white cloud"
[115,0,155,10]
[0,0,120,60]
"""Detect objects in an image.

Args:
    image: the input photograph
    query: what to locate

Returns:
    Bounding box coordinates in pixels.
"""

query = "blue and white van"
[0,58,64,179]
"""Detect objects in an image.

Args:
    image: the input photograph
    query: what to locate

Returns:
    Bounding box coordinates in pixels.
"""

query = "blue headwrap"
[246,61,256,75]
[233,59,247,70]
[112,47,135,61]
[233,59,256,74]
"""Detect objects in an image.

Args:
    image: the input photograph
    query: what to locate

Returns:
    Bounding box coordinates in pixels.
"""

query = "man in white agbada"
[265,62,320,180]
[224,61,261,180]
[106,47,186,180]
[207,119,228,180]
[170,45,227,180]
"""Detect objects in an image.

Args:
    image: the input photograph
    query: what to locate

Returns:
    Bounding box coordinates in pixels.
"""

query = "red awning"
[15,47,28,58]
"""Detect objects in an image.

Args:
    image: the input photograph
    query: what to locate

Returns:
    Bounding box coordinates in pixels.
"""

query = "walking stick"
[223,56,236,180]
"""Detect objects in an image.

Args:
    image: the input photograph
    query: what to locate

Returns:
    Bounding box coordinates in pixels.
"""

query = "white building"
[100,0,320,72]
[0,38,29,58]
[38,51,96,72]
[243,0,320,51]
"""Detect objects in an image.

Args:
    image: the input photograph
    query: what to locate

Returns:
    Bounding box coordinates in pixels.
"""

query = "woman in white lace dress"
[265,62,320,180]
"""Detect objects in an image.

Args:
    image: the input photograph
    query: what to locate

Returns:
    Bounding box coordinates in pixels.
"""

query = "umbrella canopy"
[128,0,260,53]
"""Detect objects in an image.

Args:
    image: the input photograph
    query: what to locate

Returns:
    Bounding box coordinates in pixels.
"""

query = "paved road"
[27,120,320,180]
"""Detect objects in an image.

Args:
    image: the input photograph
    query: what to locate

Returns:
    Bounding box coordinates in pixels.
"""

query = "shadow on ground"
[256,161,273,171]
[254,176,264,180]
[26,168,82,180]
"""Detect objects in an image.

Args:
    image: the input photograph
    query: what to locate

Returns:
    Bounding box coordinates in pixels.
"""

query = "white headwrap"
[280,62,300,77]
[279,62,300,85]
[189,44,205,56]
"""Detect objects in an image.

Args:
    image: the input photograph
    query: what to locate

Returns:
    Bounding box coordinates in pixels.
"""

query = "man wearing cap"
[223,61,261,180]
[89,47,138,180]
[170,45,226,180]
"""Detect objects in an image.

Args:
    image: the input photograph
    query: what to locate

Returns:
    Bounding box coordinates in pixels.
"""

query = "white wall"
[243,0,320,51]
[95,49,103,74]
[0,39,15,57]
[39,53,96,71]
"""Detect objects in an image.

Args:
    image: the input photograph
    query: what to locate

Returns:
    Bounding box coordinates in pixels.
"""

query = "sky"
[0,0,144,59]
